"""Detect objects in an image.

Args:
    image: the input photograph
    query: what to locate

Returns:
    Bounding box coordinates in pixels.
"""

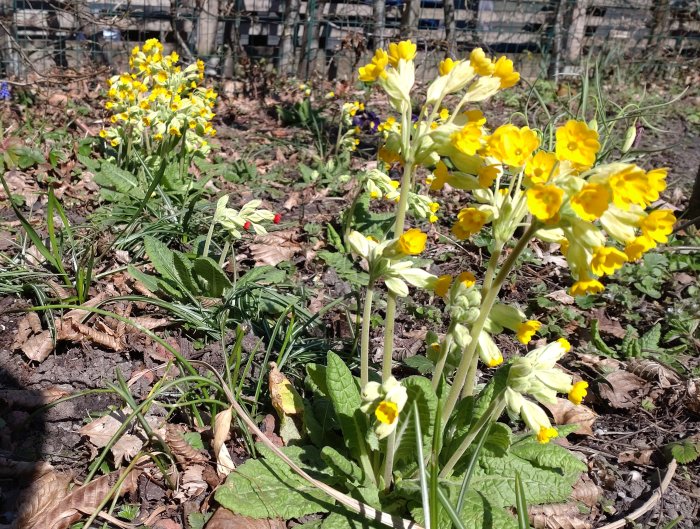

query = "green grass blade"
[514,472,530,529]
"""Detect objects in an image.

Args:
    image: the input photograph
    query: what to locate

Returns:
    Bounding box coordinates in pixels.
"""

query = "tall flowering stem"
[360,284,375,387]
[442,223,539,419]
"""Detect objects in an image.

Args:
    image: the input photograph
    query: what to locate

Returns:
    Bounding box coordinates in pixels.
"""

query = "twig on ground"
[597,459,677,529]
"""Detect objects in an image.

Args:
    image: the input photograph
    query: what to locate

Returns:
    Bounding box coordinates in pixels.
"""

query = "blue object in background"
[0,82,10,101]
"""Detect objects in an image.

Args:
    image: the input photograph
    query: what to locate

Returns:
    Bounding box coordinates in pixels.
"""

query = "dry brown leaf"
[547,289,575,305]
[14,470,72,527]
[618,449,655,465]
[283,191,300,210]
[597,370,648,408]
[0,458,53,478]
[79,410,163,467]
[0,387,69,408]
[544,397,597,436]
[205,508,286,529]
[176,465,208,498]
[249,230,301,266]
[269,362,304,417]
[575,352,621,372]
[529,503,591,529]
[213,407,235,477]
[11,313,42,348]
[687,379,700,414]
[571,474,601,507]
[165,424,209,464]
[18,470,138,529]
[153,519,183,529]
[591,308,626,339]
[627,359,683,388]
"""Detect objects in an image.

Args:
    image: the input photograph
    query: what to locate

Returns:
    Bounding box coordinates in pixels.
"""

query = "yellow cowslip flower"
[464,109,486,126]
[526,184,564,221]
[358,49,389,82]
[438,108,450,121]
[624,235,656,261]
[469,48,495,76]
[110,138,120,147]
[434,274,452,297]
[429,160,451,190]
[361,377,408,439]
[647,168,668,195]
[608,165,665,210]
[378,146,402,165]
[451,122,483,156]
[457,271,476,287]
[570,275,605,296]
[537,426,559,444]
[487,124,540,167]
[388,40,417,67]
[397,228,427,255]
[516,320,541,344]
[492,56,519,88]
[555,120,600,169]
[570,183,610,222]
[439,57,457,76]
[143,38,162,53]
[590,246,628,276]
[524,151,558,184]
[375,400,398,424]
[478,164,499,188]
[568,381,588,405]
[639,209,676,243]
[452,208,488,239]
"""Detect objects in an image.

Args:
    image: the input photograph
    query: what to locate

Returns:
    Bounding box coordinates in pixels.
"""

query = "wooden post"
[547,0,565,79]
[373,0,385,50]
[401,0,420,38]
[279,0,301,75]
[566,0,589,64]
[196,0,220,57]
[444,0,456,56]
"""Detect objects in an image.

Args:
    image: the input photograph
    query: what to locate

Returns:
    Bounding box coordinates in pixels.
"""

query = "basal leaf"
[325,352,366,461]
[193,256,232,297]
[510,437,587,478]
[173,251,200,296]
[394,376,438,465]
[143,236,179,283]
[306,363,329,396]
[640,323,662,352]
[127,265,161,293]
[214,458,329,519]
[318,251,369,287]
[94,161,144,199]
[404,355,435,375]
[321,446,363,486]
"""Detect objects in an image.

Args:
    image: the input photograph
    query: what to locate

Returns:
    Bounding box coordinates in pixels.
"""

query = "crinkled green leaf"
[94,161,144,199]
[193,256,231,297]
[143,236,178,283]
[306,363,329,397]
[404,355,435,375]
[668,441,700,464]
[214,456,329,519]
[394,376,438,464]
[321,446,364,486]
[318,251,369,287]
[325,352,367,460]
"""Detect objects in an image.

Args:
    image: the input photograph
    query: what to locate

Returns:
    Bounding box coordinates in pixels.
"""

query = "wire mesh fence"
[1,0,699,82]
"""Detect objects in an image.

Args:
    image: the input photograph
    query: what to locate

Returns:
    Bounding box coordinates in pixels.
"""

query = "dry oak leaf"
[205,508,286,529]
[591,308,626,339]
[686,379,700,414]
[79,409,165,467]
[0,387,69,408]
[597,370,648,409]
[618,449,655,465]
[543,397,597,436]
[529,503,591,529]
[627,358,683,388]
[16,469,138,529]
[213,406,235,477]
[249,230,301,266]
[571,474,602,508]
[165,424,209,464]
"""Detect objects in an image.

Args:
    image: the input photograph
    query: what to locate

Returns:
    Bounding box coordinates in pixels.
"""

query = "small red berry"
[243,220,251,230]
[273,213,282,224]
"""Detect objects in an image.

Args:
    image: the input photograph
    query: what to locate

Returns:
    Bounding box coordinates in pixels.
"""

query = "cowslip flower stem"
[442,222,538,420]
[380,108,416,491]
[360,284,375,387]
[431,320,457,390]
[439,393,506,478]
[480,242,504,298]
[462,223,539,399]
[202,214,217,257]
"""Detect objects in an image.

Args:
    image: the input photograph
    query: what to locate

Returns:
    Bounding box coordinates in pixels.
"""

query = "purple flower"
[352,110,380,133]
[0,82,10,101]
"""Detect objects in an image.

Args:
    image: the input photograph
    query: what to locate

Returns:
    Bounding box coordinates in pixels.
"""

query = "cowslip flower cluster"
[346,228,437,298]
[361,377,408,439]
[214,196,280,239]
[505,338,588,443]
[430,116,676,295]
[99,38,217,155]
